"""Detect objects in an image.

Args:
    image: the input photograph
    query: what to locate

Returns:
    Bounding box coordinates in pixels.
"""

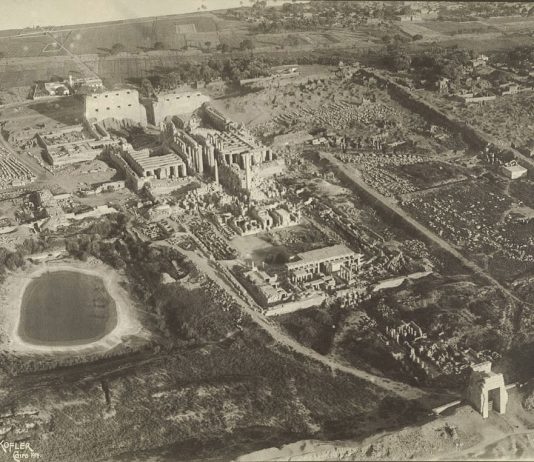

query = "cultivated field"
[418,20,497,36]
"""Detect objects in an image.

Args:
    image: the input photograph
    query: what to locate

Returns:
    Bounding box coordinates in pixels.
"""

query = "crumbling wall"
[359,69,486,151]
[387,85,486,150]
[150,92,210,125]
[366,68,534,173]
[219,163,246,195]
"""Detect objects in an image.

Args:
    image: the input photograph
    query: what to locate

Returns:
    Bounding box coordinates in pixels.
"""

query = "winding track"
[157,149,529,404]
[155,240,429,402]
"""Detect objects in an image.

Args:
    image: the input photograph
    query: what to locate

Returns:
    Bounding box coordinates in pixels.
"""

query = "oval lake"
[18,270,117,346]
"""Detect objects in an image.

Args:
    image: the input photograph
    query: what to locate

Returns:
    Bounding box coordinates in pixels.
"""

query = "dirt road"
[154,241,430,402]
[321,151,529,310]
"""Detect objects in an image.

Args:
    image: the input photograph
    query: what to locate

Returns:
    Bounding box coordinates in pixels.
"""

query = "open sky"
[0,0,275,30]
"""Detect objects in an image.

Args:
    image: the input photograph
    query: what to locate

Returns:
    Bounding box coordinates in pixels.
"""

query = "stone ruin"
[466,361,508,419]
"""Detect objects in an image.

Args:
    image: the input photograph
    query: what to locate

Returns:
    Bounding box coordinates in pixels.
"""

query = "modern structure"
[68,75,104,93]
[286,244,363,284]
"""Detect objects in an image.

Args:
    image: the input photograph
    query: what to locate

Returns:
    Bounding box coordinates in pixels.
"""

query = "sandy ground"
[237,389,534,461]
[235,408,472,461]
[0,257,145,354]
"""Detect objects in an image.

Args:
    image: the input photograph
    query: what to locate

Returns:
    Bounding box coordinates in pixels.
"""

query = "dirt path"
[321,151,531,311]
[154,241,431,402]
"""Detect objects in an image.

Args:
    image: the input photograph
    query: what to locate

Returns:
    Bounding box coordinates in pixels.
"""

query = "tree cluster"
[149,49,357,90]
[379,43,475,82]
[64,214,228,343]
[495,45,534,70]
[149,55,272,88]
[0,237,52,283]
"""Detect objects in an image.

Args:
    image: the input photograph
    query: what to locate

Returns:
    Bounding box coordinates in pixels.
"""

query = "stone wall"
[362,68,534,173]
[84,89,147,126]
[147,91,210,125]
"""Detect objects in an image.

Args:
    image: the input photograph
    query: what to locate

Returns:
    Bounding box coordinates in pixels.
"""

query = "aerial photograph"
[2,0,534,460]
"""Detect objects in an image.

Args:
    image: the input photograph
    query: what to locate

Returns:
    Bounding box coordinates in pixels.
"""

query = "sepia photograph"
[0,0,534,460]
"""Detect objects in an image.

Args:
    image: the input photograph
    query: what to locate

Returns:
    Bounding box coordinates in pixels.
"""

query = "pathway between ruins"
[154,240,432,403]
[321,151,528,312]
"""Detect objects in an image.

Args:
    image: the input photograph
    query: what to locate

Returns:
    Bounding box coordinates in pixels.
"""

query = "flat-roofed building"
[244,268,289,307]
[37,124,119,166]
[502,164,527,179]
[69,75,104,93]
[286,244,363,283]
[123,149,187,180]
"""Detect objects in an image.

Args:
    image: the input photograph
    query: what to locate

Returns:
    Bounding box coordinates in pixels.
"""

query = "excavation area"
[18,270,117,346]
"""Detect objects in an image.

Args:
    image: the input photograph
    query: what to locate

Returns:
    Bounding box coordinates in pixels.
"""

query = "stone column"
[196,149,203,174]
[214,160,219,184]
[244,154,251,192]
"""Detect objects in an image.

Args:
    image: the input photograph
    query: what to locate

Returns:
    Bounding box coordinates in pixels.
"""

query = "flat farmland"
[0,13,379,60]
[398,22,443,40]
[418,20,498,36]
[436,33,534,53]
[0,12,385,61]
[480,16,534,33]
[0,13,222,57]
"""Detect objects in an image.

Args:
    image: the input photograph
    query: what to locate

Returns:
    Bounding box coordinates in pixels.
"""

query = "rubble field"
[424,89,534,148]
[402,177,534,284]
